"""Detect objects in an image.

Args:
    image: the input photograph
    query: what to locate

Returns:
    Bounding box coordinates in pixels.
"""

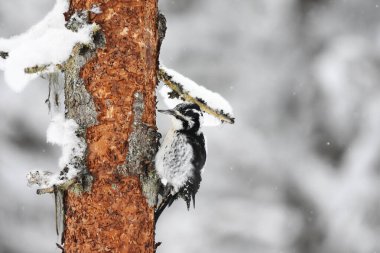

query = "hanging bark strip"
[64,0,159,252]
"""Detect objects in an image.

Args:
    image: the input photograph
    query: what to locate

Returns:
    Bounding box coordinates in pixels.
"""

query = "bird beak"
[158,109,176,116]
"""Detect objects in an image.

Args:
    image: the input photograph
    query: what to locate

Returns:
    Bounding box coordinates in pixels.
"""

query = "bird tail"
[182,180,198,210]
[155,192,178,222]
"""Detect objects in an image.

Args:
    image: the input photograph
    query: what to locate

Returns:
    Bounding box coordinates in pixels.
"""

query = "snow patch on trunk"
[47,114,85,172]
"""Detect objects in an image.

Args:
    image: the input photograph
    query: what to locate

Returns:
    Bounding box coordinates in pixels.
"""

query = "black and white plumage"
[155,103,206,219]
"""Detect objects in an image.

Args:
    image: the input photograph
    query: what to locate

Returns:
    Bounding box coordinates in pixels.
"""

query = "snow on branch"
[1,0,99,193]
[27,172,78,195]
[158,65,235,126]
[0,0,97,92]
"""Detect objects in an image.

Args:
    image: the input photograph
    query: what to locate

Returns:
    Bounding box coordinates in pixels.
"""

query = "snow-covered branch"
[0,0,102,194]
[0,0,97,92]
[158,66,235,126]
[27,172,77,195]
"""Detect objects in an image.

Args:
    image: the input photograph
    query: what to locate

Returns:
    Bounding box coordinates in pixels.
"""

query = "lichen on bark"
[61,8,107,194]
[117,91,161,207]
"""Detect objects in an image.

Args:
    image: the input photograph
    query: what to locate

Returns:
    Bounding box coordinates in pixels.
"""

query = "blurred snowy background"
[1,0,380,252]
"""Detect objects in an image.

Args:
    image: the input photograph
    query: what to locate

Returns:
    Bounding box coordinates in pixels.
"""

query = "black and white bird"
[155,103,206,220]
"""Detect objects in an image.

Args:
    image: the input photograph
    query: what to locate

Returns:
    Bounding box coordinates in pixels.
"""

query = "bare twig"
[36,178,78,195]
[158,68,235,124]
[24,63,63,74]
[36,187,56,195]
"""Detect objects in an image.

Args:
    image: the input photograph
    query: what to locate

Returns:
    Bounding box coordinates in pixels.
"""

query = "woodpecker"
[155,103,206,220]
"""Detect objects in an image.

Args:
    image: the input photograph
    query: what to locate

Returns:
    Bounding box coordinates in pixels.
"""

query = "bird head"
[158,103,203,132]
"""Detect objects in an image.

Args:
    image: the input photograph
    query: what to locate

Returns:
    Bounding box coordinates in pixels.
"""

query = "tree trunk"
[63,0,159,252]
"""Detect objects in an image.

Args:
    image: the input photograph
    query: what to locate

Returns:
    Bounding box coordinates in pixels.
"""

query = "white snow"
[46,113,85,170]
[159,65,233,127]
[0,0,95,92]
[26,112,85,188]
[26,170,53,187]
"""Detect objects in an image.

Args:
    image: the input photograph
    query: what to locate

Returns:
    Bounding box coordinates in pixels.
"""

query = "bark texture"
[64,0,159,252]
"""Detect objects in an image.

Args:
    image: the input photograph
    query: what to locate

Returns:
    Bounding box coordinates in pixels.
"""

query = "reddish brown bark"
[64,0,158,252]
